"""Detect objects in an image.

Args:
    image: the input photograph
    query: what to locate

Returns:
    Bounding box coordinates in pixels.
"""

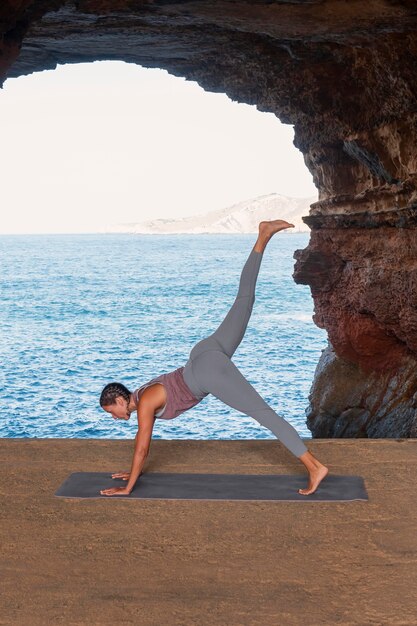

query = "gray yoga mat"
[54,471,368,501]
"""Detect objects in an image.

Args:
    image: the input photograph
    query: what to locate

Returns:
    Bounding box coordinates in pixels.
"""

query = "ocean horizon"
[0,232,327,440]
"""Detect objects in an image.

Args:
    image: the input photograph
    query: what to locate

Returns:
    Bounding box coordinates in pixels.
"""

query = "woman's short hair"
[100,382,131,407]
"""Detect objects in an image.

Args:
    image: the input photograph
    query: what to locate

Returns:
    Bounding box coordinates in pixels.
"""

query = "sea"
[0,233,327,440]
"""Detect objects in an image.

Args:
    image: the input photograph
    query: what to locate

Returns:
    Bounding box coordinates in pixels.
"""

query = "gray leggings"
[182,245,308,459]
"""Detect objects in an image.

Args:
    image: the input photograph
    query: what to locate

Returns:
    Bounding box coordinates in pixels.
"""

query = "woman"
[100,219,329,497]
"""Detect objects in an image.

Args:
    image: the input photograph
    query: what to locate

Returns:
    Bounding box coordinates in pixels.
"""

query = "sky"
[0,61,317,234]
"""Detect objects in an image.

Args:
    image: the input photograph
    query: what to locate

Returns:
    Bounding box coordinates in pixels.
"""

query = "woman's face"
[102,396,130,420]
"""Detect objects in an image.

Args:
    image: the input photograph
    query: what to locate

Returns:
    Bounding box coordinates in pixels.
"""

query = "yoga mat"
[54,472,368,501]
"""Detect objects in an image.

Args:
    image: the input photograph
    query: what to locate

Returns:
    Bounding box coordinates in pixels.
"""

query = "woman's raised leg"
[204,219,295,358]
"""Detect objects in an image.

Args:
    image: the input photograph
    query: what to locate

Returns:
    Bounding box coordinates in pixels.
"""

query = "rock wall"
[2,0,417,437]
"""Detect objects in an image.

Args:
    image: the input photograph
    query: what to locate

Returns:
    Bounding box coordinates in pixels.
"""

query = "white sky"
[0,61,317,234]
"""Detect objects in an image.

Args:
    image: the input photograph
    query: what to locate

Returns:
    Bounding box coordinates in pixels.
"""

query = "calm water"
[0,233,327,440]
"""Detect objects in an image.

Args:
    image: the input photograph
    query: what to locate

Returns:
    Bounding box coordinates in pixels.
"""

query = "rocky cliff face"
[2,0,417,437]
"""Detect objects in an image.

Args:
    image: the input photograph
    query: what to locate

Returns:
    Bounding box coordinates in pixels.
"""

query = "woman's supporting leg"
[191,349,309,458]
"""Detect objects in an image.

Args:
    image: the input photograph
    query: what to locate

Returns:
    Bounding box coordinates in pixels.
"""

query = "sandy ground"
[0,438,416,626]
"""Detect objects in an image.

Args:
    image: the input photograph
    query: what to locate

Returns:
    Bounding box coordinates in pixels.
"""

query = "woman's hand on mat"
[100,486,131,496]
[111,471,130,480]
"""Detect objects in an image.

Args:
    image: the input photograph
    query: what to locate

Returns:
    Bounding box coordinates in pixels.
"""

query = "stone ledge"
[1,438,416,625]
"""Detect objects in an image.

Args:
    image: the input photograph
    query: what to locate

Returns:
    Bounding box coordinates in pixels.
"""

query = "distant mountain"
[102,192,317,234]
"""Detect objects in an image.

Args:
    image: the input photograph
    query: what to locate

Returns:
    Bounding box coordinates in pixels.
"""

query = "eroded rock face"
[304,342,417,438]
[293,219,417,437]
[2,0,417,437]
[294,226,417,373]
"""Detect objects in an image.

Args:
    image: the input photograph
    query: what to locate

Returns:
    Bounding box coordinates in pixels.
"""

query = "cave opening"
[0,59,317,235]
[2,0,417,437]
[0,58,326,440]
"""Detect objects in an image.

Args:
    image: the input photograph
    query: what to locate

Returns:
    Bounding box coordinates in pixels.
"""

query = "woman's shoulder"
[136,381,167,413]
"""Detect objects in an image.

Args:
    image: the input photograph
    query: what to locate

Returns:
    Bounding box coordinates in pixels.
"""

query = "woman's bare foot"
[254,219,295,252]
[259,219,295,239]
[297,450,329,495]
[298,465,329,495]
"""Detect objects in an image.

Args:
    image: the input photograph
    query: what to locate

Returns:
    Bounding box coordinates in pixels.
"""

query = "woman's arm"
[125,399,156,493]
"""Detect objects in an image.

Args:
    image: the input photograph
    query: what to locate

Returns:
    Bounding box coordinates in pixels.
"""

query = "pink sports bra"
[133,365,202,420]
